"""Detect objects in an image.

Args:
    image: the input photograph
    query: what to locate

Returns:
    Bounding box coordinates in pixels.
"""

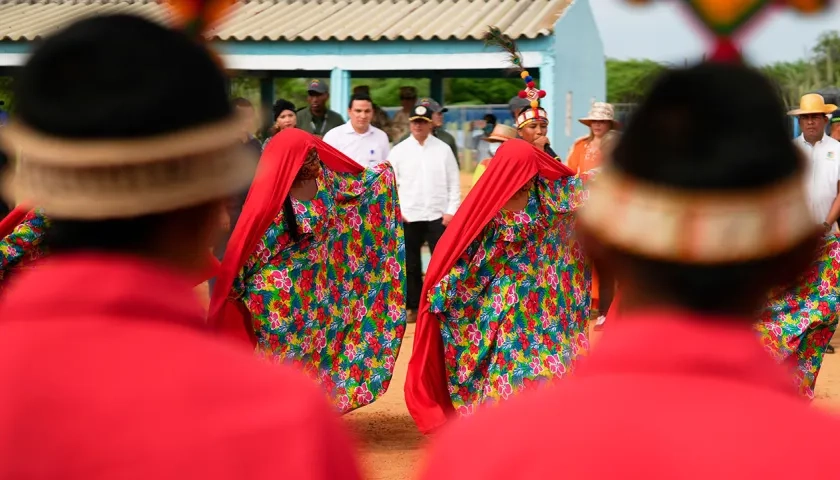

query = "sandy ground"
[343,173,840,480]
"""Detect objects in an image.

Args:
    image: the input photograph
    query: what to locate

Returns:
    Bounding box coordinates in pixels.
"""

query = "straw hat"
[486,124,517,143]
[579,102,617,127]
[787,93,838,116]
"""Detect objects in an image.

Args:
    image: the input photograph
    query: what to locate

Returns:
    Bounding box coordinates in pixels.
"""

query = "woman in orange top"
[567,102,619,326]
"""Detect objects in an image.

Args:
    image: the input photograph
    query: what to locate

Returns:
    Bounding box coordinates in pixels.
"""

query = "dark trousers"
[595,266,616,315]
[405,219,445,309]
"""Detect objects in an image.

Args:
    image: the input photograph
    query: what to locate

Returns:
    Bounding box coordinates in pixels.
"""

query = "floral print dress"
[756,234,840,399]
[428,175,592,417]
[0,210,49,292]
[232,162,406,413]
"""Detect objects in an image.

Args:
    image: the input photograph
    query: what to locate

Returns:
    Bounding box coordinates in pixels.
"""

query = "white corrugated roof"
[0,0,572,41]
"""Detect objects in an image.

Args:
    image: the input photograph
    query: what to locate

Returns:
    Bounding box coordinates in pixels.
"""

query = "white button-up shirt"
[322,122,390,169]
[389,134,461,223]
[795,134,840,226]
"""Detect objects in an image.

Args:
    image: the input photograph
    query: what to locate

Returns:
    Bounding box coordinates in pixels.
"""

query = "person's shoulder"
[389,139,409,155]
[437,129,456,141]
[573,135,589,145]
[323,123,347,140]
[823,135,840,148]
[327,109,345,121]
[369,125,390,141]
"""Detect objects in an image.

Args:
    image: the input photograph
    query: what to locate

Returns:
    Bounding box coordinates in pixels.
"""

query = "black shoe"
[407,309,417,324]
[827,345,835,354]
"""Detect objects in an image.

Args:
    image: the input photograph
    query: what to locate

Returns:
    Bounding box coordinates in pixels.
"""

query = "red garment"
[419,310,840,479]
[404,139,574,434]
[208,128,363,344]
[0,254,361,479]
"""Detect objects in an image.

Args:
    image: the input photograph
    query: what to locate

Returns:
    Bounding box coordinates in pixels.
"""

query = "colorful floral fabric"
[0,210,49,290]
[428,175,592,417]
[756,234,840,399]
[231,161,406,413]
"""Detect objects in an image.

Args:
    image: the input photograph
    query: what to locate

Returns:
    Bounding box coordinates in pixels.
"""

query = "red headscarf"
[405,138,575,434]
[207,128,364,344]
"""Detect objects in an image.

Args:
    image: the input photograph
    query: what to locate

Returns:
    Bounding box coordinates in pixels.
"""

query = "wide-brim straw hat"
[1,118,256,220]
[486,124,518,143]
[787,93,838,116]
[579,102,617,127]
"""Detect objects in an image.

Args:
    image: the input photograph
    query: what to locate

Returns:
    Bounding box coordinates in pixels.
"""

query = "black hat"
[307,79,328,95]
[409,104,433,122]
[4,14,254,220]
[416,97,448,114]
[273,99,296,119]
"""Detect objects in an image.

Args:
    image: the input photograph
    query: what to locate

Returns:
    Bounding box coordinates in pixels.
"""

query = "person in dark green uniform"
[398,98,459,167]
[295,79,344,138]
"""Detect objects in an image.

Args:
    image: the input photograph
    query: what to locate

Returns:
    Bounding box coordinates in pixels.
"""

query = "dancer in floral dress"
[0,206,49,291]
[405,139,594,434]
[209,128,406,413]
[755,234,840,399]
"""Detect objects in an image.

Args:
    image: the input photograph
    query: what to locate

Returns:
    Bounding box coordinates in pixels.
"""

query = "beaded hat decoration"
[483,26,547,129]
[625,0,829,62]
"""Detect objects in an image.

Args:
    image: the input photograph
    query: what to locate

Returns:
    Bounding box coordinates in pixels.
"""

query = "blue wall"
[548,0,606,158]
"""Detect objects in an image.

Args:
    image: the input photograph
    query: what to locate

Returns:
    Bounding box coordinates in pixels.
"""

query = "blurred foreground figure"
[418,63,840,479]
[0,14,360,479]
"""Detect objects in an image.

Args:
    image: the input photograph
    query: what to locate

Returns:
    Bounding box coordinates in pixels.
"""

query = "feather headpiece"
[484,26,547,128]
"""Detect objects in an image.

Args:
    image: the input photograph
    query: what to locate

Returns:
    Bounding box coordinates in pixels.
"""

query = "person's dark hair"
[282,197,300,243]
[46,206,209,254]
[232,97,253,109]
[15,14,231,253]
[484,114,497,125]
[348,93,373,110]
[597,62,816,314]
[272,98,296,120]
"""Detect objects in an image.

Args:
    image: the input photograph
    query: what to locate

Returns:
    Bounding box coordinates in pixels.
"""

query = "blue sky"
[589,0,840,65]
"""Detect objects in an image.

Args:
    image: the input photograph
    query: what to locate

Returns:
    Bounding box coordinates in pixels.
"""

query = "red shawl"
[207,128,364,344]
[0,205,30,238]
[404,139,575,434]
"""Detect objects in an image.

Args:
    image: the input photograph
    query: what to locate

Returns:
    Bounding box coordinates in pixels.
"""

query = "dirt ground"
[343,173,840,480]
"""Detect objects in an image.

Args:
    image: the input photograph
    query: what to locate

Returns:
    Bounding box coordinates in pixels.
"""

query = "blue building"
[0,0,605,155]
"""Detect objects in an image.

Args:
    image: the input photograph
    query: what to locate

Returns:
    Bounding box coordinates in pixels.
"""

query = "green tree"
[606,58,666,104]
[0,77,14,112]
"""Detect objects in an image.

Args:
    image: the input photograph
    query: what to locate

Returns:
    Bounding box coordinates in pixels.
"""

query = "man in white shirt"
[389,105,461,321]
[790,93,840,233]
[323,93,390,168]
